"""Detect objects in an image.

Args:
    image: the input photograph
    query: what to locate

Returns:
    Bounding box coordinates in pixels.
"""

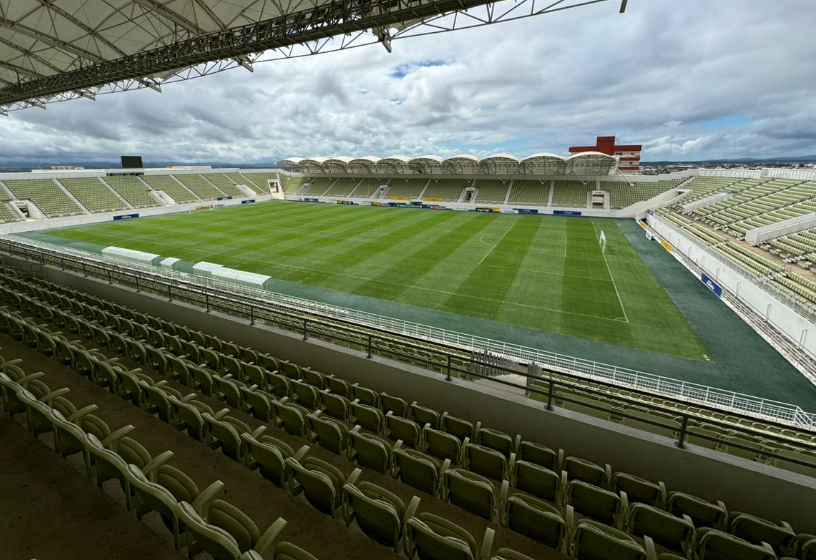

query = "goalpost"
[599,230,607,254]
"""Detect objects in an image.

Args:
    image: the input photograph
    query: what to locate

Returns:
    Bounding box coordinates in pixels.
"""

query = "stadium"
[1,1,816,560]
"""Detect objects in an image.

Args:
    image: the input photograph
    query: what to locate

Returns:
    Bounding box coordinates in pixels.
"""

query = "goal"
[599,230,607,254]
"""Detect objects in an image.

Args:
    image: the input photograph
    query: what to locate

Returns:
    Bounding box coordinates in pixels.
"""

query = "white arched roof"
[566,152,616,175]
[277,157,305,167]
[443,155,480,174]
[409,155,445,174]
[348,157,381,175]
[322,157,354,174]
[520,153,567,175]
[378,156,412,174]
[480,153,521,174]
[299,157,329,174]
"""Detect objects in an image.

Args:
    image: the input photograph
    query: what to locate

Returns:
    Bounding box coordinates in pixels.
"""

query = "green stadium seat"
[242,431,309,489]
[394,446,450,496]
[566,480,627,529]
[627,503,694,557]
[502,492,572,550]
[142,175,199,203]
[570,519,656,560]
[667,491,728,530]
[348,426,396,473]
[343,481,420,552]
[285,456,361,518]
[444,468,503,520]
[512,460,566,504]
[3,178,83,217]
[405,512,494,560]
[695,528,776,560]
[175,499,287,560]
[103,175,161,208]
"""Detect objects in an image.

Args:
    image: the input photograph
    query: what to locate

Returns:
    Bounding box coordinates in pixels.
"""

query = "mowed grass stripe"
[45,201,710,359]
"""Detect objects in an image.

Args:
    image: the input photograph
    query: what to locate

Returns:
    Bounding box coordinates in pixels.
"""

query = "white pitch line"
[478,220,518,265]
[593,223,629,323]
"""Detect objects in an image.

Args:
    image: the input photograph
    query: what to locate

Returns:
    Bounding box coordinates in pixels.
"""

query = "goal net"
[599,230,607,254]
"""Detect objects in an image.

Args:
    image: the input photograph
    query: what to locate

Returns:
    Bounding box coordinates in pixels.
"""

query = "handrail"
[2,277,815,473]
[2,234,816,432]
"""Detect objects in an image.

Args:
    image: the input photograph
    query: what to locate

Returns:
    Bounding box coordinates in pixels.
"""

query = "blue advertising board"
[241,199,256,204]
[553,210,582,216]
[700,273,723,297]
[515,208,539,215]
[304,198,321,202]
[113,213,139,221]
[216,196,233,201]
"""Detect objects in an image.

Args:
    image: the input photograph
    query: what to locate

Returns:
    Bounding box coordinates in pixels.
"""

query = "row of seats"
[386,179,428,200]
[4,271,816,560]
[59,177,128,213]
[203,174,245,198]
[174,174,227,200]
[474,180,511,204]
[423,180,470,201]
[323,178,360,197]
[299,178,334,196]
[549,181,588,207]
[0,350,325,560]
[2,178,83,217]
[600,180,682,209]
[0,284,545,560]
[509,180,551,205]
[241,172,289,193]
[103,176,160,208]
[142,174,199,204]
[0,201,22,223]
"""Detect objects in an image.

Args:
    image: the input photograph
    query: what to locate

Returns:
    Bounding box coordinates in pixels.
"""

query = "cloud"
[1,0,815,164]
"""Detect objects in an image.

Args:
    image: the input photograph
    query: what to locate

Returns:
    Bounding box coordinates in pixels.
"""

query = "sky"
[1,0,815,165]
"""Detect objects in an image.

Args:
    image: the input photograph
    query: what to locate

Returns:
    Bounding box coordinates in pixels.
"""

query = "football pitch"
[44,200,709,360]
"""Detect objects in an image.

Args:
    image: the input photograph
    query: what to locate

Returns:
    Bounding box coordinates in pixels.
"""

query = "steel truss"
[1,0,622,113]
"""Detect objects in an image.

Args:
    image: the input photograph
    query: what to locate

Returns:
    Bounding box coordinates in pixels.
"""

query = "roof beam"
[620,0,628,12]
[0,60,43,79]
[0,36,63,74]
[35,0,128,57]
[130,0,206,34]
[0,0,614,106]
[0,16,103,63]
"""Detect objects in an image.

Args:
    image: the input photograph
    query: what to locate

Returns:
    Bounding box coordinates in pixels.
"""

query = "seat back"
[344,482,403,548]
[518,441,559,471]
[628,503,693,555]
[395,448,442,495]
[445,469,495,520]
[668,492,727,529]
[730,513,797,555]
[424,427,461,463]
[567,481,620,526]
[698,528,776,560]
[352,384,379,407]
[292,380,319,409]
[276,402,309,437]
[285,458,341,515]
[308,414,348,456]
[564,456,607,487]
[349,430,391,473]
[406,513,477,560]
[380,393,409,417]
[386,413,420,447]
[208,499,261,554]
[411,403,440,429]
[505,494,565,549]
[613,473,664,507]
[513,461,561,503]
[572,520,646,560]
[320,391,350,421]
[477,428,514,458]
[351,402,384,434]
[175,501,242,560]
[442,413,476,441]
[465,443,507,481]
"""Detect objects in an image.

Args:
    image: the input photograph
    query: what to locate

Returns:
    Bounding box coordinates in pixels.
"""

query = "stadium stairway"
[2,267,816,560]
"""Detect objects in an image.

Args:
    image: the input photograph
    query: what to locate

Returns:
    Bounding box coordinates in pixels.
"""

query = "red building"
[569,135,642,173]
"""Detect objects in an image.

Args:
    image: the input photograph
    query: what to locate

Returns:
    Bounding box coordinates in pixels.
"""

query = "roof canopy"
[278,152,618,176]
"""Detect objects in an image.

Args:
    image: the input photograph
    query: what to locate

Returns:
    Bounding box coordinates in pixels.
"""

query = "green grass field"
[45,201,709,360]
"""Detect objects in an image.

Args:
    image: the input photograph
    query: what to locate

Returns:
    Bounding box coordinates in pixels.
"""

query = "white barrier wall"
[745,212,816,244]
[0,195,273,235]
[648,214,816,366]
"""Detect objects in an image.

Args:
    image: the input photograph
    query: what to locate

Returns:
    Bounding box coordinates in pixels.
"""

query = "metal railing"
[2,234,816,431]
[3,275,816,475]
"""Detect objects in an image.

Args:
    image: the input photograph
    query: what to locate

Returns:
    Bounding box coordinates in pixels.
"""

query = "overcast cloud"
[1,0,815,164]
